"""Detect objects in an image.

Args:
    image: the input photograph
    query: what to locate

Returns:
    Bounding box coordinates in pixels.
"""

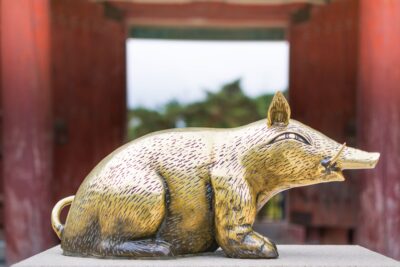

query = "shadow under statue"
[51,92,379,259]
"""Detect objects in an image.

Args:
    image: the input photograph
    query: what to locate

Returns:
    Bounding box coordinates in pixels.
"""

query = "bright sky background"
[126,39,289,109]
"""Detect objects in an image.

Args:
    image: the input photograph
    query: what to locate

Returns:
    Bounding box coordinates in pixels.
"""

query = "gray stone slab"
[12,245,399,267]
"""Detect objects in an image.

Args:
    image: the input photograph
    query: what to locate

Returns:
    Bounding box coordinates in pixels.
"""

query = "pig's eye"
[269,132,311,145]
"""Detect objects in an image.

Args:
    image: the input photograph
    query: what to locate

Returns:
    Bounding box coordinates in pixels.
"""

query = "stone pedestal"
[12,245,399,267]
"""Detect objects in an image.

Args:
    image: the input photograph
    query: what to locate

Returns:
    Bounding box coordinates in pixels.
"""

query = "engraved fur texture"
[52,92,379,259]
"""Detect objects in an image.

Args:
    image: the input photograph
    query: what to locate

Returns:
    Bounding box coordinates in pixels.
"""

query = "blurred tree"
[127,107,173,139]
[127,79,286,221]
[127,79,279,139]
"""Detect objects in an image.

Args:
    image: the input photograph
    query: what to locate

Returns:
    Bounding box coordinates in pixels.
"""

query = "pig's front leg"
[212,175,278,258]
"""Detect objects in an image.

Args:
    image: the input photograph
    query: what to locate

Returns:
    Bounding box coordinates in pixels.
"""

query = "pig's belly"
[157,174,218,254]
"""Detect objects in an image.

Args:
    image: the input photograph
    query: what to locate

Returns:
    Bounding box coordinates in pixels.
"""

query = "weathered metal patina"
[51,92,379,259]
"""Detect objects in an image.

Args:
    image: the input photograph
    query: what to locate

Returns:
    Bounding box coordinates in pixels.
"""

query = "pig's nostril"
[320,157,340,174]
[321,157,331,168]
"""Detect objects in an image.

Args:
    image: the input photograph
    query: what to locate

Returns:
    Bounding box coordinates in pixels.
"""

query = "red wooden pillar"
[288,0,360,242]
[357,0,400,260]
[1,0,53,264]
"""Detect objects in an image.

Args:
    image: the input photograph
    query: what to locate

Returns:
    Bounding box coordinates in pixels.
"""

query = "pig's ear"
[267,91,291,127]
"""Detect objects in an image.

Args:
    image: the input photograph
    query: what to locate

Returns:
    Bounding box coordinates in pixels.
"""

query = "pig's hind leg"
[95,169,173,258]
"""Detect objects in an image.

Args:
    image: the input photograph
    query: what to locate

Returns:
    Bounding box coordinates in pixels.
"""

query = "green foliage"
[127,108,174,139]
[127,79,279,139]
[127,79,286,221]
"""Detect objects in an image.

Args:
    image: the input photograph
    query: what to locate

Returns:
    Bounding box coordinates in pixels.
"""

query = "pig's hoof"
[260,242,279,258]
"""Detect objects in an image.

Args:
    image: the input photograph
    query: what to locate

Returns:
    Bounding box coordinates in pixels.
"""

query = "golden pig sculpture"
[51,92,379,259]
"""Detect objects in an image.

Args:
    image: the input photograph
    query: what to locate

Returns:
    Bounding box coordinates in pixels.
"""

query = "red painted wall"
[288,0,360,240]
[51,1,127,205]
[357,0,400,260]
[1,0,127,263]
[1,0,54,263]
[0,0,3,230]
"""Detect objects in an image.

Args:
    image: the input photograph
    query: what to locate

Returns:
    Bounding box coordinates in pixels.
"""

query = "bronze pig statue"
[51,92,379,259]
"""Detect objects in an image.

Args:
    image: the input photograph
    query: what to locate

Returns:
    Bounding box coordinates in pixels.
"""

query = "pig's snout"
[340,146,380,170]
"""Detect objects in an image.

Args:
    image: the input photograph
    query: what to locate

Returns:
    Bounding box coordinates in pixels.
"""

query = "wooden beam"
[98,0,326,5]
[129,26,285,40]
[117,2,306,28]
